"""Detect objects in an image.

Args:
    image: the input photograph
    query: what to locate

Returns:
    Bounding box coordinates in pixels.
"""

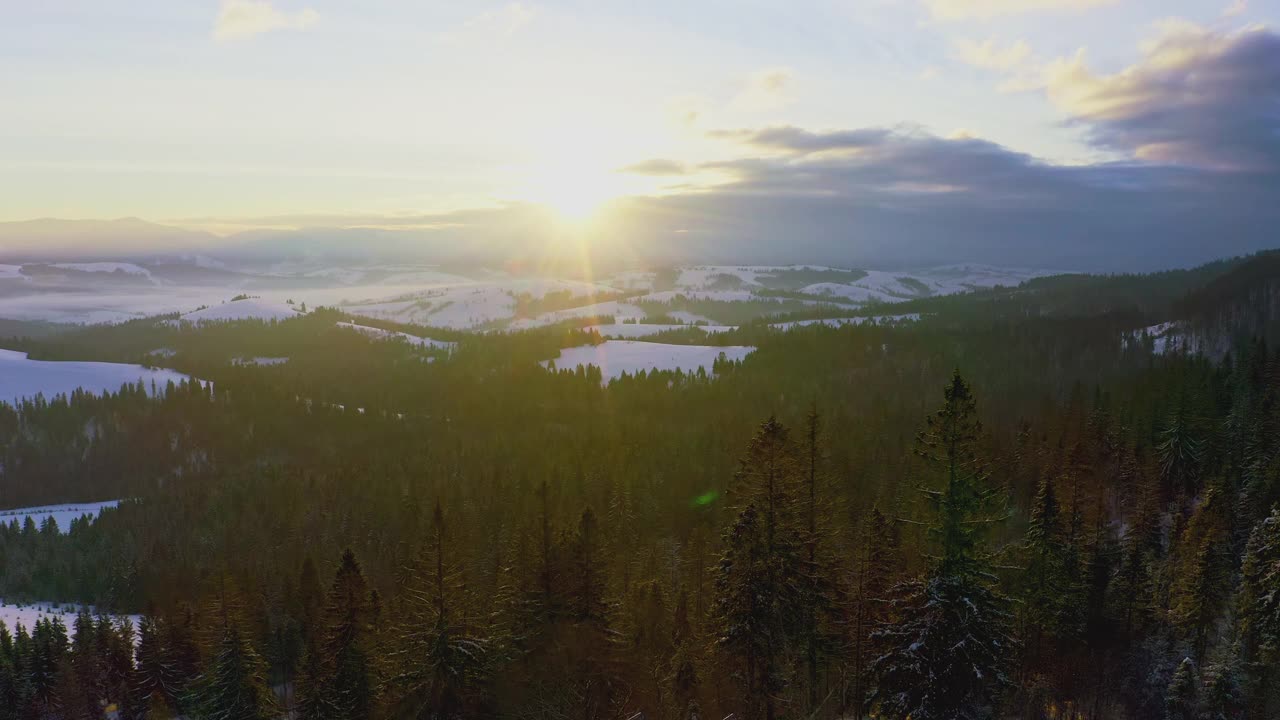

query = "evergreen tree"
[1022,474,1068,667]
[133,614,175,713]
[568,507,608,626]
[386,501,487,718]
[714,417,806,720]
[194,621,277,720]
[315,549,378,720]
[1165,657,1198,720]
[1236,507,1280,716]
[847,506,897,719]
[797,406,839,715]
[1200,655,1243,720]
[870,371,1013,720]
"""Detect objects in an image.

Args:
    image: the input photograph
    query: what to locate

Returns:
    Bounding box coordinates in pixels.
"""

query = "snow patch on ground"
[1128,321,1194,355]
[544,341,755,384]
[665,310,720,325]
[586,323,736,338]
[770,314,921,330]
[0,600,141,636]
[674,265,842,289]
[639,289,762,303]
[0,349,199,406]
[231,356,290,366]
[335,321,456,350]
[0,501,120,533]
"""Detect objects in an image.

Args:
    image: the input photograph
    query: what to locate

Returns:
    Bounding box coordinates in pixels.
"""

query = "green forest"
[2,253,1280,719]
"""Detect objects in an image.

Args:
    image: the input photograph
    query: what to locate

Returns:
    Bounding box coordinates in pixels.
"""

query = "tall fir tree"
[315,549,378,720]
[1236,507,1280,716]
[386,501,488,719]
[194,621,276,720]
[870,371,1014,720]
[714,417,806,720]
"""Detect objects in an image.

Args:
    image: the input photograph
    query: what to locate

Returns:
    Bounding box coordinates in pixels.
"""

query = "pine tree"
[714,417,806,720]
[162,605,201,714]
[797,406,839,715]
[386,501,487,718]
[1236,507,1280,716]
[1157,388,1205,499]
[315,549,378,720]
[133,615,176,713]
[1176,536,1226,666]
[569,507,608,626]
[1200,655,1243,720]
[1165,657,1197,720]
[715,504,781,720]
[668,589,700,719]
[869,371,1013,720]
[1022,474,1068,668]
[848,506,897,719]
[1169,487,1232,666]
[195,621,277,720]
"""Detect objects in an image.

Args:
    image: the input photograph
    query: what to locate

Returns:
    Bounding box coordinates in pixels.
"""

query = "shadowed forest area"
[1,254,1280,719]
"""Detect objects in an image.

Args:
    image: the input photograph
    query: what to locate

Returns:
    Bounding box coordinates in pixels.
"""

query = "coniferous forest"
[3,254,1280,719]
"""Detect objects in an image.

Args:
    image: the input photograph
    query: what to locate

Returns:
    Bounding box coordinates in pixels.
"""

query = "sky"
[1,0,1278,269]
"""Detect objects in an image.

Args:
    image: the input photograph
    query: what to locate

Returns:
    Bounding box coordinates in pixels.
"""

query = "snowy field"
[0,349,198,406]
[544,341,755,383]
[0,600,141,635]
[0,501,120,533]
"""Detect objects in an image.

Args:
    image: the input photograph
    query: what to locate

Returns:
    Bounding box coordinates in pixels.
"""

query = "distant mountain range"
[0,218,217,259]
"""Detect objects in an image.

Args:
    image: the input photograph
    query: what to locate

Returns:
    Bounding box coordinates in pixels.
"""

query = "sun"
[528,162,624,221]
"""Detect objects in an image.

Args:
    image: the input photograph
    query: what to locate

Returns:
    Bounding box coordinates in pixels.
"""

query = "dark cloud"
[617,159,688,175]
[1049,25,1280,171]
[599,126,1276,270]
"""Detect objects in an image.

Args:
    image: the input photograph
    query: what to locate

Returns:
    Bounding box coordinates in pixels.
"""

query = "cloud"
[618,159,688,176]
[214,113,1276,272]
[927,0,1115,20]
[615,125,1277,269]
[211,127,1277,271]
[447,2,535,42]
[955,38,1032,71]
[1223,0,1248,17]
[1045,24,1280,170]
[709,126,895,155]
[214,0,317,41]
[952,37,1047,93]
[731,67,795,112]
